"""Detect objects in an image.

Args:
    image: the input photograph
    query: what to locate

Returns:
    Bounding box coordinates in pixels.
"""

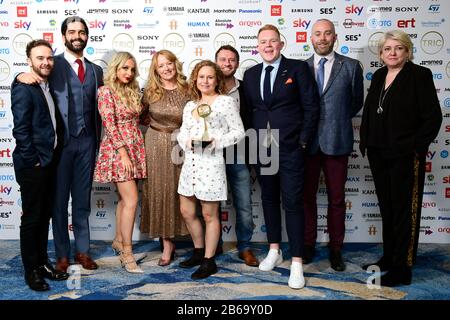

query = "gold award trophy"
[192,103,212,148]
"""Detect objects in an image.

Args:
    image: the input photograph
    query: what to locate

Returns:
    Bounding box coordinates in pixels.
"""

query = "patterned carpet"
[1,241,449,300]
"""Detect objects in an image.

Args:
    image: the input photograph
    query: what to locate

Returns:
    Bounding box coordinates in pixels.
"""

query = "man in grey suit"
[303,19,364,271]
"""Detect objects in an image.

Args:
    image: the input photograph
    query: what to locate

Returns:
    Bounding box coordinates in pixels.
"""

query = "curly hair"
[103,51,142,114]
[143,50,188,104]
[188,60,225,102]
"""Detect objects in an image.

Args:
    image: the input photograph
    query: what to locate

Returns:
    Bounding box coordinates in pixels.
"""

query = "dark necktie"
[263,65,274,105]
[75,58,85,83]
[316,57,327,95]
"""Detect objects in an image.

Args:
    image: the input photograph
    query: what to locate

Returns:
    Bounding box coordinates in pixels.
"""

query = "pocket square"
[285,78,293,84]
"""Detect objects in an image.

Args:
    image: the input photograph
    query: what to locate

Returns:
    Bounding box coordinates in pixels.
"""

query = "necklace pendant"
[377,106,383,114]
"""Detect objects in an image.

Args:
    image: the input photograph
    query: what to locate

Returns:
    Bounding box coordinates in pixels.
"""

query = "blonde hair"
[104,51,142,113]
[378,29,414,61]
[143,50,187,104]
[188,60,225,102]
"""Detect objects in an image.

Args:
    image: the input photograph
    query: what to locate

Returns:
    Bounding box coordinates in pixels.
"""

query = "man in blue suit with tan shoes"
[16,16,103,272]
[303,19,364,271]
[243,24,319,289]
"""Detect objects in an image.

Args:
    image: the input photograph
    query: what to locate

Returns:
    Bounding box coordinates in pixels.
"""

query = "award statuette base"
[192,139,212,149]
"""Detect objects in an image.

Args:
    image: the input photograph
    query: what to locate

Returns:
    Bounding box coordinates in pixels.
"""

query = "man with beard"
[16,16,104,272]
[12,39,68,291]
[303,19,364,271]
[214,45,259,267]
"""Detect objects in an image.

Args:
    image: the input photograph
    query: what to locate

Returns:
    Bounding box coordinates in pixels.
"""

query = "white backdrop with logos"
[0,0,449,243]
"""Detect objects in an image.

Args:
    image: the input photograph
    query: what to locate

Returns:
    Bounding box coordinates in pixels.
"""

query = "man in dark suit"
[243,24,319,289]
[304,19,364,271]
[214,45,259,267]
[16,16,104,272]
[12,39,69,291]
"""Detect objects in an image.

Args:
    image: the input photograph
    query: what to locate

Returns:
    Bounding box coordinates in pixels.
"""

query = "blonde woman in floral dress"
[93,52,146,273]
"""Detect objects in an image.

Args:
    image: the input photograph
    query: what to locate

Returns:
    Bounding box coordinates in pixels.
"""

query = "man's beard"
[313,42,333,56]
[64,38,87,54]
[31,64,52,78]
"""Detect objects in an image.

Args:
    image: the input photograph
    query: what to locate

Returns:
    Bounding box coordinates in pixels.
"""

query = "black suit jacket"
[11,83,64,170]
[243,55,320,152]
[360,62,442,156]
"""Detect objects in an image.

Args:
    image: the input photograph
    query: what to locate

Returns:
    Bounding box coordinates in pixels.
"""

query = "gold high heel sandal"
[112,239,123,255]
[119,245,143,274]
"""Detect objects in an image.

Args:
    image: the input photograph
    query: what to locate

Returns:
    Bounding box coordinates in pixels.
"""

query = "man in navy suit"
[17,16,103,272]
[12,39,68,291]
[243,24,319,289]
[304,19,364,271]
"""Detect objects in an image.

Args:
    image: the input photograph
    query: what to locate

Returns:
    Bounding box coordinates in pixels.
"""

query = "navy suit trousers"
[255,148,305,258]
[52,132,96,258]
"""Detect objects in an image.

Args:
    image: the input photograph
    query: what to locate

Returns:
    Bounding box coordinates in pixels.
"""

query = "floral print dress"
[94,86,147,183]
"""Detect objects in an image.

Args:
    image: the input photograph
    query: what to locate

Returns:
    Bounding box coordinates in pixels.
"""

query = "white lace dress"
[177,95,245,201]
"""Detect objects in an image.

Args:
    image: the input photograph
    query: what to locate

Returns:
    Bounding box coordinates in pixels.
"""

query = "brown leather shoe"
[55,257,70,273]
[238,249,259,267]
[75,253,98,270]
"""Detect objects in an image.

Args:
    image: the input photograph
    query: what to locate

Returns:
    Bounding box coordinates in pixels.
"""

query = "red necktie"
[75,58,85,83]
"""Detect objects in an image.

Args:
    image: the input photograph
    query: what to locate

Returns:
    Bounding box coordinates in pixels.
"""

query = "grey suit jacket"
[307,52,364,155]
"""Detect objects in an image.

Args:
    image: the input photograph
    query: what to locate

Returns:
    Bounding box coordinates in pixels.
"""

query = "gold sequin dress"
[140,88,190,238]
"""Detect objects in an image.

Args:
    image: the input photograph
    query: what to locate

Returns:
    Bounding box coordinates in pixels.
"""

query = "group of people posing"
[11,16,442,292]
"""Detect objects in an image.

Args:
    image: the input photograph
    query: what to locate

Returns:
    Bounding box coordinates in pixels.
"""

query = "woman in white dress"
[177,60,245,279]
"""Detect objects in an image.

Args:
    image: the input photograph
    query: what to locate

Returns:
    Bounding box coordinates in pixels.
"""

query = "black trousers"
[255,149,305,258]
[15,164,56,273]
[367,148,425,267]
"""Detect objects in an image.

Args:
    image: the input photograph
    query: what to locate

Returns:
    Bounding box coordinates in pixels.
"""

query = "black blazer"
[11,83,64,170]
[360,62,442,156]
[243,55,320,152]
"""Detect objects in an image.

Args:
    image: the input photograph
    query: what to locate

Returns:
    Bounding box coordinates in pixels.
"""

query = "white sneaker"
[288,261,305,289]
[258,249,283,271]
